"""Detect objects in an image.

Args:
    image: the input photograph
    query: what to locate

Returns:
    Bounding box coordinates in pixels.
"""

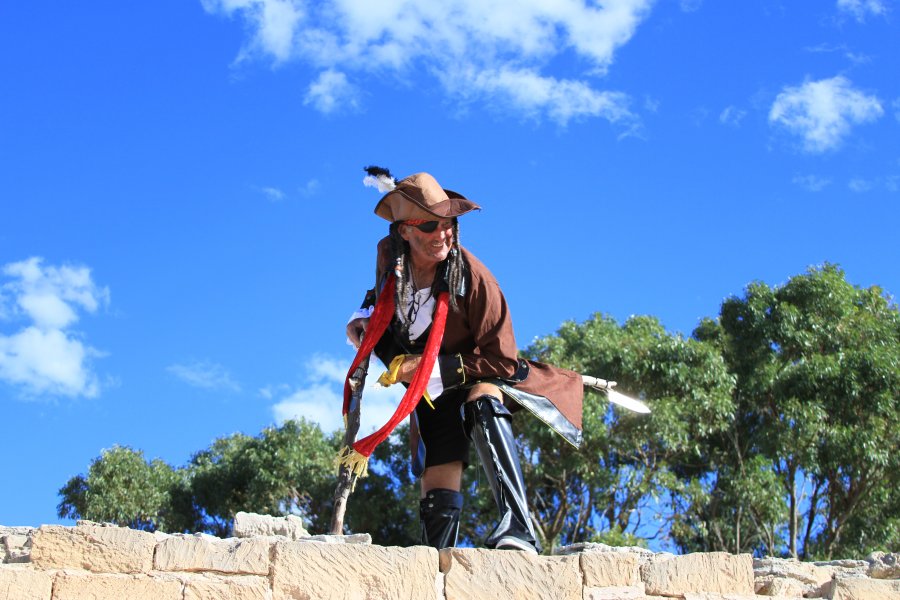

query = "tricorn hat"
[373,172,480,223]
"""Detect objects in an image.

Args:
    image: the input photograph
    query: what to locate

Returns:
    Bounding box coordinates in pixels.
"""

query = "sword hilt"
[582,375,617,391]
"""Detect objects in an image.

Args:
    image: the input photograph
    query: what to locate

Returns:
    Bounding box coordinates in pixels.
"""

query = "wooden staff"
[329,354,370,534]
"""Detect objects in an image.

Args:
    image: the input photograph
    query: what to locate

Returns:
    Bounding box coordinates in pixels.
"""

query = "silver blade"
[605,389,651,414]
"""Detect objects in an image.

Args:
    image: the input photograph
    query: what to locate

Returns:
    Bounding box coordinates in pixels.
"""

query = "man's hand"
[347,317,369,349]
[396,355,422,383]
[377,354,423,386]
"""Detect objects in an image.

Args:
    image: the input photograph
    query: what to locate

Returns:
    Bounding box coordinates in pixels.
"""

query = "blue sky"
[2,0,898,533]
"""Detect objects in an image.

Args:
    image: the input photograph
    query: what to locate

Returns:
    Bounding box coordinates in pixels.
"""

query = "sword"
[582,375,651,414]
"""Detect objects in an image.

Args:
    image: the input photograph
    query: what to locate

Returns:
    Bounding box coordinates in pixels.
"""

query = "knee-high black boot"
[420,488,463,550]
[463,395,541,554]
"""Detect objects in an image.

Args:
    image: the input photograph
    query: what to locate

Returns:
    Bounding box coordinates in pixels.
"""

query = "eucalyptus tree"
[58,445,197,533]
[520,313,735,551]
[695,264,900,559]
[188,418,337,537]
[60,419,340,536]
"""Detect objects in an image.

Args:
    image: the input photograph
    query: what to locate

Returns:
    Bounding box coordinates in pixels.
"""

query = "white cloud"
[643,96,660,113]
[836,0,888,22]
[201,0,652,125]
[298,178,320,197]
[769,76,883,153]
[303,70,360,114]
[201,0,305,63]
[261,186,285,201]
[444,65,636,127]
[167,360,241,392]
[0,257,108,398]
[792,174,832,192]
[679,0,703,12]
[719,105,747,127]
[270,354,404,436]
[848,178,874,192]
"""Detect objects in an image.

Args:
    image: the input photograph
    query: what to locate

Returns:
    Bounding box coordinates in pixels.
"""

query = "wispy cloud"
[836,0,888,22]
[792,174,832,192]
[804,43,871,65]
[200,0,652,126]
[445,65,638,127]
[848,178,874,193]
[167,360,241,392]
[768,76,883,153]
[298,178,320,197]
[261,186,286,202]
[719,105,747,127]
[303,70,361,114]
[269,354,403,436]
[0,257,108,398]
[200,0,304,64]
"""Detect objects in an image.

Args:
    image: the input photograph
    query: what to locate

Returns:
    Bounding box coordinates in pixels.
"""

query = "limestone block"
[828,577,900,600]
[684,592,792,600]
[581,551,644,587]
[555,542,656,556]
[583,585,646,599]
[181,573,271,600]
[0,564,53,600]
[440,548,581,600]
[814,560,869,581]
[51,570,183,600]
[272,540,439,600]
[868,552,900,580]
[825,577,900,600]
[2,534,32,564]
[753,557,833,597]
[642,552,754,596]
[233,512,309,540]
[754,576,806,597]
[154,533,272,575]
[31,522,156,573]
[299,534,372,545]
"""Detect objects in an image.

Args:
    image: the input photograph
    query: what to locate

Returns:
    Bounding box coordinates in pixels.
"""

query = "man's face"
[400,219,455,269]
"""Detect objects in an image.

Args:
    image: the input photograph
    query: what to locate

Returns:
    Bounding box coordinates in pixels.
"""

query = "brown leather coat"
[369,238,584,447]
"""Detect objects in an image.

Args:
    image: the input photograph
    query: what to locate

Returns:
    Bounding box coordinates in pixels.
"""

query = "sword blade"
[605,389,651,414]
[582,375,651,413]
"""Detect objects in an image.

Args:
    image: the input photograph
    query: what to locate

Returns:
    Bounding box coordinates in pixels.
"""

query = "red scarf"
[339,274,450,477]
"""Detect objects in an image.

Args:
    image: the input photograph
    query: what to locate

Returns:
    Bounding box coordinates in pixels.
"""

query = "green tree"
[57,445,197,533]
[522,313,735,552]
[695,264,900,559]
[58,418,424,542]
[189,418,337,536]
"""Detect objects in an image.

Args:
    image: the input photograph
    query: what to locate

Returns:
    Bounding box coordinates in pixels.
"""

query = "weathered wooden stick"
[329,355,370,534]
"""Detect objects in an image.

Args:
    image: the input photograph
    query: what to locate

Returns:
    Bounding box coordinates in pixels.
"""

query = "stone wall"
[2,520,899,599]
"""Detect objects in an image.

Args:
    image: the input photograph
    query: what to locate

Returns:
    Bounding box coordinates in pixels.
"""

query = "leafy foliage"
[522,313,735,551]
[691,264,900,558]
[57,445,196,533]
[188,419,336,536]
[58,265,899,559]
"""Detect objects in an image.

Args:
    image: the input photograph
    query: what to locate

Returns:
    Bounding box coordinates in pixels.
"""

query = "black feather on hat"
[363,166,397,193]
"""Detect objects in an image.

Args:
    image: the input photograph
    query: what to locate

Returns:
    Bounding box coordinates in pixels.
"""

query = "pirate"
[343,167,584,554]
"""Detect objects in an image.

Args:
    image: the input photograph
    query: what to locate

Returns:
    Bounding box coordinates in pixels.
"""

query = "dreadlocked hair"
[446,223,463,312]
[388,220,464,334]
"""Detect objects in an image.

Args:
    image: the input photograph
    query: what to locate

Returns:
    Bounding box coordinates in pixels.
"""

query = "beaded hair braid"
[388,220,463,334]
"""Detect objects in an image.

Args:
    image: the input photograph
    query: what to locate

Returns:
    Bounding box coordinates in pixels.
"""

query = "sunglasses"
[403,219,454,233]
